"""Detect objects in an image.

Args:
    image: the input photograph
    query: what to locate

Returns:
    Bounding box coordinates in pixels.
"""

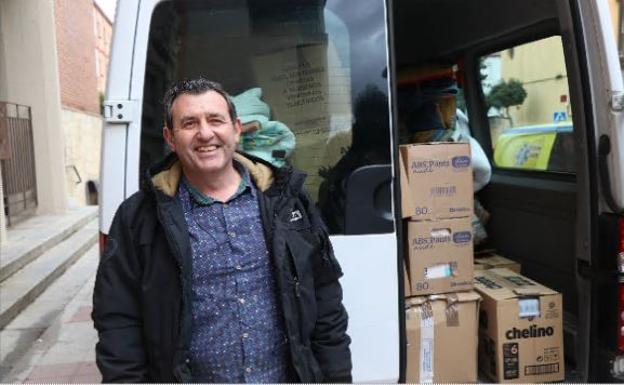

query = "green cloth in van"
[231,87,296,168]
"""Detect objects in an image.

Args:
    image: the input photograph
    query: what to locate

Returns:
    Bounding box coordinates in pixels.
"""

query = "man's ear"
[233,118,242,144]
[163,126,176,152]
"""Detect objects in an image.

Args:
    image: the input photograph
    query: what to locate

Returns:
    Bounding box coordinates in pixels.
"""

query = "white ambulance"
[100,0,624,381]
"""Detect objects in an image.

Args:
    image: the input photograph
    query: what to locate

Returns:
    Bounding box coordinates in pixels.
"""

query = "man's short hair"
[162,77,237,129]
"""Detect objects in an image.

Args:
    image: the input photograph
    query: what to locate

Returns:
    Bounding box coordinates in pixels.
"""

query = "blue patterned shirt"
[176,162,290,383]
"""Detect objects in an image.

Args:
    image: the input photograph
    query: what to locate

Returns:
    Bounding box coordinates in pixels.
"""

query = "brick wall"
[93,5,112,94]
[54,0,99,115]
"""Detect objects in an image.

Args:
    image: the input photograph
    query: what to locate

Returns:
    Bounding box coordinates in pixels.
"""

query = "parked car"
[494,123,575,172]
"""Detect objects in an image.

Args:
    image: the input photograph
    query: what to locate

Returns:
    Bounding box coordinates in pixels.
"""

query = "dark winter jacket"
[92,152,352,383]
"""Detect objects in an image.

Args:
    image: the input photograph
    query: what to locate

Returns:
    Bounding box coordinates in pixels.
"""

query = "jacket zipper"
[156,203,191,380]
[258,194,301,298]
[257,191,275,256]
[293,275,301,297]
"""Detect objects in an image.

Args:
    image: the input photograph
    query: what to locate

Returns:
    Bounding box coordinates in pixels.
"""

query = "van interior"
[393,0,616,381]
[139,0,616,381]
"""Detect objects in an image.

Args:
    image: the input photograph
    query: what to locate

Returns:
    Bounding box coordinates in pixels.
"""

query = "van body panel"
[125,0,162,197]
[99,125,129,232]
[576,3,624,381]
[560,1,599,380]
[578,0,624,212]
[99,2,140,232]
[333,234,399,383]
[104,2,139,99]
[103,0,401,382]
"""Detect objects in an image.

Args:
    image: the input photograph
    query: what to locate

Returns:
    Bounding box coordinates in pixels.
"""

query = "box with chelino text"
[474,268,564,383]
[399,142,473,220]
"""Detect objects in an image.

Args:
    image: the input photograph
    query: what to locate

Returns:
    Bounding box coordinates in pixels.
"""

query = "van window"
[141,0,391,235]
[480,36,575,173]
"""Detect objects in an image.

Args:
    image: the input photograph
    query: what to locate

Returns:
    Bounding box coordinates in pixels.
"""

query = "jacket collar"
[144,151,303,199]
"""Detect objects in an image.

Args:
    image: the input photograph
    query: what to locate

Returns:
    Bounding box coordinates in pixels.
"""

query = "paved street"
[4,273,100,383]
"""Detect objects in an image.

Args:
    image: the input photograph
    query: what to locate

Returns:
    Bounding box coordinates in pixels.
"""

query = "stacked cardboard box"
[474,252,522,274]
[405,292,481,383]
[474,268,565,383]
[400,142,480,382]
[400,142,474,295]
[404,218,473,294]
[399,144,564,382]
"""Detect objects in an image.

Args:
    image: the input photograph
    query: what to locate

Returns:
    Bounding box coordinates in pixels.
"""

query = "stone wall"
[62,108,102,206]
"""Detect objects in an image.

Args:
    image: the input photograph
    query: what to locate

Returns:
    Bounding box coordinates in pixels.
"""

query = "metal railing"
[0,101,38,226]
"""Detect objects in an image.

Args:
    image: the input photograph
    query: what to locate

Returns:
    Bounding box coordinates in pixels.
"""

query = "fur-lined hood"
[145,151,304,199]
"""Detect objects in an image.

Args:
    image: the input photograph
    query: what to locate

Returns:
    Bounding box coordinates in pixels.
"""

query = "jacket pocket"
[302,345,325,382]
[312,227,343,286]
[285,235,317,342]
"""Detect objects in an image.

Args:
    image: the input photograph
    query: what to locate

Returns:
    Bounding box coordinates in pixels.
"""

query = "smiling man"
[92,78,352,383]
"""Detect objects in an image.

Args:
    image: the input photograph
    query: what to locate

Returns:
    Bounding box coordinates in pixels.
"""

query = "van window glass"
[480,36,575,173]
[141,0,392,235]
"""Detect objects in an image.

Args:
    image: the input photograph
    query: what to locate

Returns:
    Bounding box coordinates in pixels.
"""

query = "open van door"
[101,0,401,382]
[577,0,624,216]
[575,1,624,380]
[99,4,141,244]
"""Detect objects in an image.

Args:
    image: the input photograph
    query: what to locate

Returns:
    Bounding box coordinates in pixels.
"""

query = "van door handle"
[344,164,394,235]
[577,259,618,281]
[598,135,624,214]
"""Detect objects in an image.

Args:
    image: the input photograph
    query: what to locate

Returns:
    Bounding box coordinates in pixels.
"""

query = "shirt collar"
[181,160,254,206]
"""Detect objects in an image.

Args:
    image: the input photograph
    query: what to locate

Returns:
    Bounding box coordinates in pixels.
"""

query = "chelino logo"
[453,231,472,244]
[452,156,471,168]
[505,325,554,340]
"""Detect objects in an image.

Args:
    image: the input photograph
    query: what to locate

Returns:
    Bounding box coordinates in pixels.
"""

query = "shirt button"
[223,203,228,208]
[246,367,252,373]
[235,265,242,270]
[239,298,245,304]
[242,332,249,338]
[229,232,236,238]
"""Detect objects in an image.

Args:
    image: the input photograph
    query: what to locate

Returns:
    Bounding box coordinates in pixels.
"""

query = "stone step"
[0,218,98,330]
[0,243,99,380]
[0,206,98,283]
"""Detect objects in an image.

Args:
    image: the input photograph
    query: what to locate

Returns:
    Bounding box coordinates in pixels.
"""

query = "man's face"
[163,90,242,179]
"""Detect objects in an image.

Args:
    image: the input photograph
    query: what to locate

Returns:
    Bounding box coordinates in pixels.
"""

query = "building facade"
[55,0,112,207]
[0,0,112,244]
[484,0,622,131]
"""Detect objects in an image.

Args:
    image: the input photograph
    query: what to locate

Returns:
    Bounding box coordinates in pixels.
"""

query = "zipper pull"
[294,278,301,297]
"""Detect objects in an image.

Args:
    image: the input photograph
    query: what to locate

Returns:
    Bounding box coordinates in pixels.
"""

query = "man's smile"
[194,144,221,153]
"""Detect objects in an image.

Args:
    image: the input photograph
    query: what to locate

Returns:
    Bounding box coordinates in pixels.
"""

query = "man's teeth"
[197,145,218,152]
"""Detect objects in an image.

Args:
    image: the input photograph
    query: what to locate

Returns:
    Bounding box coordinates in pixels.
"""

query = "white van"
[100,0,624,381]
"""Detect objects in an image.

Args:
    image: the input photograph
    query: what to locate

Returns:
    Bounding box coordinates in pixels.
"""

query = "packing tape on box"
[419,302,434,383]
[445,293,460,327]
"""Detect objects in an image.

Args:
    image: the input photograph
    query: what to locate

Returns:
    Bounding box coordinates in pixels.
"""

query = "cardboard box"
[403,262,412,298]
[474,268,564,383]
[405,291,481,383]
[474,253,522,274]
[399,143,473,220]
[405,217,473,295]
